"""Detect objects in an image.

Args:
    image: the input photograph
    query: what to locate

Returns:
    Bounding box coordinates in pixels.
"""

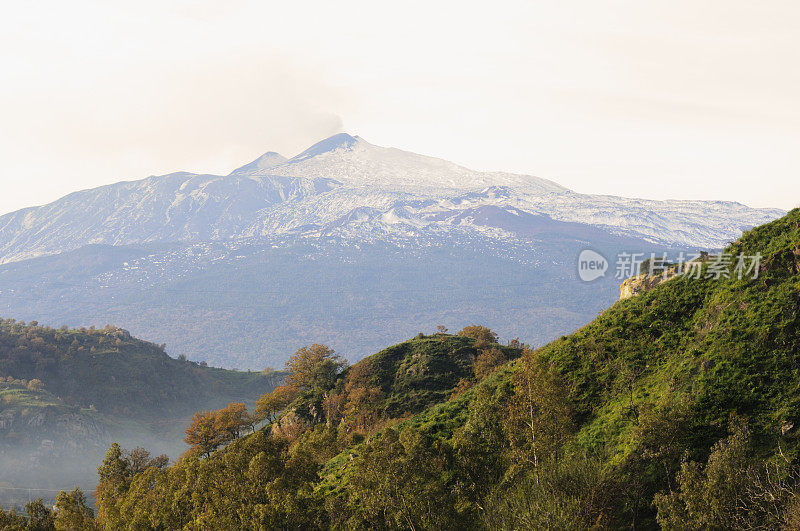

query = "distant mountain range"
[0,134,784,368]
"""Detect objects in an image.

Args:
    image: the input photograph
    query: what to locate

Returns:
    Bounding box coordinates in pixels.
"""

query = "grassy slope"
[315,340,520,492]
[541,208,800,460]
[340,334,517,416]
[0,382,64,409]
[283,335,522,453]
[0,380,107,441]
[320,208,800,490]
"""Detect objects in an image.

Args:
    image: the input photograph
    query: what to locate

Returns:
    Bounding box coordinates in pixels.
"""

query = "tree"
[322,388,347,425]
[285,344,346,392]
[184,403,259,457]
[473,347,507,380]
[255,385,297,423]
[54,488,96,530]
[457,325,498,345]
[0,506,27,528]
[184,411,227,457]
[508,337,525,349]
[654,414,754,529]
[451,384,510,519]
[631,400,692,493]
[96,442,128,513]
[348,427,458,529]
[505,351,572,471]
[95,443,169,523]
[483,453,610,529]
[449,377,473,398]
[615,358,646,424]
[215,402,250,440]
[25,498,55,530]
[125,447,169,476]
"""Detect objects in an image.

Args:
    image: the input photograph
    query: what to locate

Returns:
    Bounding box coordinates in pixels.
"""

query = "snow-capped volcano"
[0,133,786,367]
[0,133,784,264]
[234,133,567,193]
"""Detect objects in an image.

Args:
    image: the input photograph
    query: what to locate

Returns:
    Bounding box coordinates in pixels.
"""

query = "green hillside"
[13,209,800,529]
[0,320,283,419]
[0,321,285,513]
[286,332,523,432]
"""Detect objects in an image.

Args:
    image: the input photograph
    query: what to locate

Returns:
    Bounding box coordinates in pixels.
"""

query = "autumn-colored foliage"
[472,347,507,380]
[285,344,346,391]
[184,410,225,457]
[215,402,252,440]
[184,402,257,457]
[26,378,45,391]
[457,325,498,345]
[255,385,297,423]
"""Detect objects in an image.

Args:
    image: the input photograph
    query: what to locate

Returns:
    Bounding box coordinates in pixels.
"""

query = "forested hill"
[284,330,524,438]
[0,319,282,420]
[67,208,800,530]
[0,319,285,513]
[9,209,800,529]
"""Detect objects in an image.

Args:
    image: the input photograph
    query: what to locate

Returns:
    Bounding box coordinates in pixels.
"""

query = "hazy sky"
[1,0,798,215]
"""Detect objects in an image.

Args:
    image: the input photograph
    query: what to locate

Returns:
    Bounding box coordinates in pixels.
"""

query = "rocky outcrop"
[620,268,682,300]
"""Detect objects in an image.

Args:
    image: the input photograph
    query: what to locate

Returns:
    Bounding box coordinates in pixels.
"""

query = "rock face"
[619,271,680,299]
[618,254,718,299]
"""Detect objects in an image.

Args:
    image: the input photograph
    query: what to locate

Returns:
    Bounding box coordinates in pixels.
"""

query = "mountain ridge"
[0,134,783,265]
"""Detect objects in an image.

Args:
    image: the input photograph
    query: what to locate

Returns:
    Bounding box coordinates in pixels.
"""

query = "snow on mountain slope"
[247,133,568,193]
[0,134,784,264]
[229,151,287,174]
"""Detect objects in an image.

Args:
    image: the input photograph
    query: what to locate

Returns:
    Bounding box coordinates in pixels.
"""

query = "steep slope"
[341,206,800,526]
[539,209,800,444]
[93,209,800,529]
[0,173,339,263]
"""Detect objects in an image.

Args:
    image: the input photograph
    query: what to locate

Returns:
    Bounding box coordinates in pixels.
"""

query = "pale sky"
[1,0,798,215]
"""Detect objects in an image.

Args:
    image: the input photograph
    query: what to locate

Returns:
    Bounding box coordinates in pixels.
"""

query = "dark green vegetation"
[0,321,283,511]
[6,209,800,529]
[0,376,105,441]
[0,320,281,419]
